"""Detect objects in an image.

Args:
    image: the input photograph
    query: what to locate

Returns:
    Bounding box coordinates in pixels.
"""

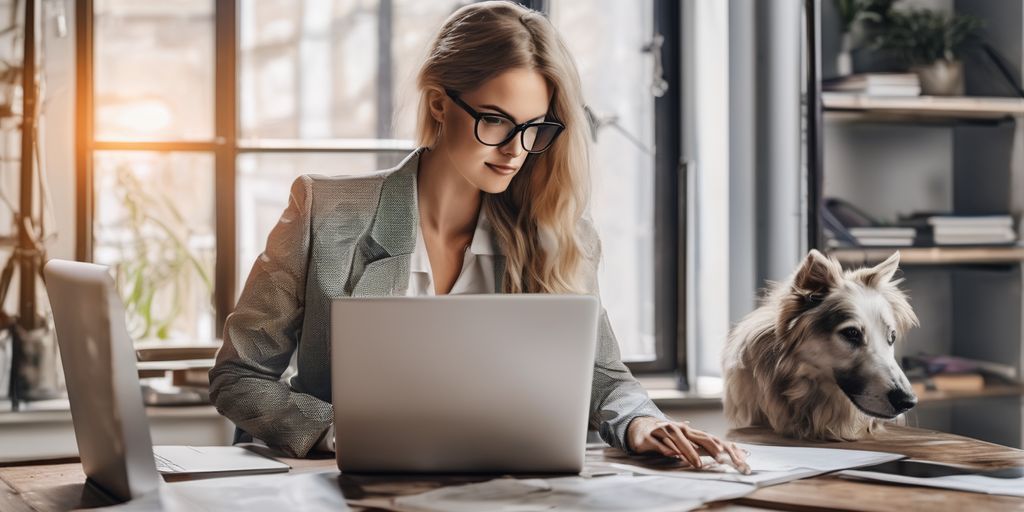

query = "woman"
[210,1,746,470]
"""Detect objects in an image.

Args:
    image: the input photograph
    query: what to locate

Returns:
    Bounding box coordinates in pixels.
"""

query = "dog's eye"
[839,327,863,344]
[888,330,897,345]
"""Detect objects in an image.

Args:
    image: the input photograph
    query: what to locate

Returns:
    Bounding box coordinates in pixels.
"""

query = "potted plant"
[834,0,894,76]
[109,164,214,341]
[874,9,983,95]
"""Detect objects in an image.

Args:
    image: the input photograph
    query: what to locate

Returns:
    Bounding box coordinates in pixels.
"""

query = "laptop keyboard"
[153,452,186,473]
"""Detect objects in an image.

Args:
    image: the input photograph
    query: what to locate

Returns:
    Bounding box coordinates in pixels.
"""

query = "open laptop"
[43,259,290,502]
[331,295,599,474]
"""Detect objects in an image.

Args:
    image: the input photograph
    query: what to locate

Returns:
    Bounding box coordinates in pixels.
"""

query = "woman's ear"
[426,87,447,123]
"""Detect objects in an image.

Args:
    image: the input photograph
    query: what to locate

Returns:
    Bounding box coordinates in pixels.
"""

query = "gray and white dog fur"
[722,249,920,441]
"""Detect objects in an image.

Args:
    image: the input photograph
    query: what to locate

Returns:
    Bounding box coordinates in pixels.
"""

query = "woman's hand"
[626,416,750,474]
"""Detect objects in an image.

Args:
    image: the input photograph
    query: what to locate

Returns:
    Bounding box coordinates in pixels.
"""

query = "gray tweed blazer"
[209,148,666,458]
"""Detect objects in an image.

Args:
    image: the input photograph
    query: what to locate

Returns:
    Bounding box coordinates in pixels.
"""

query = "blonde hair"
[415,1,591,294]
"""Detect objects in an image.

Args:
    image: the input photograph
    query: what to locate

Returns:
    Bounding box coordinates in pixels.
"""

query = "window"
[550,0,658,363]
[89,0,217,342]
[81,0,684,381]
[234,0,464,292]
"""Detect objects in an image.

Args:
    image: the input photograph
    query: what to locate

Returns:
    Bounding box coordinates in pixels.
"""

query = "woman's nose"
[500,135,524,157]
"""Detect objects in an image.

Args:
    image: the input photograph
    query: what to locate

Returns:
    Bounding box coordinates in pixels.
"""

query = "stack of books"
[823,73,921,97]
[848,226,917,247]
[904,354,1018,395]
[135,342,219,405]
[928,215,1017,246]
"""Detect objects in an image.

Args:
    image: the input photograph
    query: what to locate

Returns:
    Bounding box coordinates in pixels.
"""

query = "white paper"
[81,470,350,512]
[840,464,1024,497]
[384,474,753,512]
[590,443,906,487]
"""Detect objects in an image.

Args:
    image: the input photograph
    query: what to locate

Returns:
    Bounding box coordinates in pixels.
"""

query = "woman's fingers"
[723,442,751,474]
[647,426,686,458]
[686,429,727,462]
[686,427,751,474]
[637,420,750,474]
[665,423,702,469]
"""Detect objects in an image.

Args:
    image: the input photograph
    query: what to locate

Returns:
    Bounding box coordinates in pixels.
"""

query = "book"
[851,237,914,247]
[911,373,985,395]
[932,226,1016,236]
[849,227,917,238]
[927,215,1014,228]
[933,373,985,391]
[135,342,220,362]
[904,354,1018,381]
[933,231,1016,245]
[848,227,916,247]
[893,213,1018,246]
[823,73,921,97]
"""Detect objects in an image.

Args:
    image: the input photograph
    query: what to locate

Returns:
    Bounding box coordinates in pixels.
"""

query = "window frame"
[619,0,684,384]
[76,0,687,387]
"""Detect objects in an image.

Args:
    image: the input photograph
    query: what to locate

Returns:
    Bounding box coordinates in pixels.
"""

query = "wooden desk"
[2,425,1022,511]
[729,424,1024,511]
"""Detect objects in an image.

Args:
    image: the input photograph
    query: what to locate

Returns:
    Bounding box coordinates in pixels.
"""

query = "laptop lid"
[330,295,598,474]
[44,259,161,501]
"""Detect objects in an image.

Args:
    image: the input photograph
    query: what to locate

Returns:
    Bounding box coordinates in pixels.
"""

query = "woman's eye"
[840,327,863,344]
[481,115,506,126]
[888,330,897,345]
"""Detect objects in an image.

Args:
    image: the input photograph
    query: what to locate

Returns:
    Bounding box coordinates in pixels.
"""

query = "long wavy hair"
[415,1,591,294]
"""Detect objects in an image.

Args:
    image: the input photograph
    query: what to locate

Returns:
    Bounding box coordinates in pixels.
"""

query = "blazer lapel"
[350,149,423,297]
[351,253,414,297]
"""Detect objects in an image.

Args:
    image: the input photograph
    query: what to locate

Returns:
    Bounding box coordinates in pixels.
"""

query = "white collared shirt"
[406,209,497,296]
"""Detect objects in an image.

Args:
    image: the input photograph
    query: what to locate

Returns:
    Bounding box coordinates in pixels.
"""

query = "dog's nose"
[887,388,917,412]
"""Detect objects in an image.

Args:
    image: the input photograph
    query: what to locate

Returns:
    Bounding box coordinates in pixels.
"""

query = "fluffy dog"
[722,249,919,441]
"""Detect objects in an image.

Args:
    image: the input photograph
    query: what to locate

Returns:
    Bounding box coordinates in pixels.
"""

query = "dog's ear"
[793,249,843,300]
[861,251,901,288]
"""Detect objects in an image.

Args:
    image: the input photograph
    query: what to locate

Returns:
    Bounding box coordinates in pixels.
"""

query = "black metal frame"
[805,0,823,252]
[625,0,683,381]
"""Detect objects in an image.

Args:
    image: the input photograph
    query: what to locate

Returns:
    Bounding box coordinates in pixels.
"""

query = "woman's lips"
[486,162,517,176]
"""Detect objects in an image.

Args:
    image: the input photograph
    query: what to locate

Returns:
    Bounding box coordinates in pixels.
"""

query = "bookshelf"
[812,0,1024,449]
[830,246,1024,266]
[823,92,1024,121]
[916,384,1024,404]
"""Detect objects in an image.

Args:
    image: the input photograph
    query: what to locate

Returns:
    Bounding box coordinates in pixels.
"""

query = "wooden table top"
[1,424,1022,511]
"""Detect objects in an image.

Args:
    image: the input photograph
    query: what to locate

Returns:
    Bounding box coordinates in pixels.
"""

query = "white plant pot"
[913,59,964,96]
[837,32,854,76]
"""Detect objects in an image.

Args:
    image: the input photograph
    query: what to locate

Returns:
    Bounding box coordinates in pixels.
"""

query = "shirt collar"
[410,223,432,274]
[469,209,496,256]
[411,209,497,275]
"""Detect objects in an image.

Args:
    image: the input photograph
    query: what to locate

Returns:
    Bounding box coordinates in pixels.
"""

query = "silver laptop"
[44,259,290,502]
[331,295,598,474]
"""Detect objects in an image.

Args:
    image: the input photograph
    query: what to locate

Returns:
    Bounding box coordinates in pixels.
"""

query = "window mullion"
[215,0,239,337]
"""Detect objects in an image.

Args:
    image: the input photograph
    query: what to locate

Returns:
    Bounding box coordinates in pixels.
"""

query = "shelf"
[822,93,1024,122]
[916,384,1024,404]
[829,246,1024,267]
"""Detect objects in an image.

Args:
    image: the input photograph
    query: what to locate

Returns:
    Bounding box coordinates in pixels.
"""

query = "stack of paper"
[388,475,753,512]
[590,443,906,487]
[849,227,917,247]
[91,470,350,511]
[824,73,921,96]
[928,215,1017,245]
[840,460,1024,497]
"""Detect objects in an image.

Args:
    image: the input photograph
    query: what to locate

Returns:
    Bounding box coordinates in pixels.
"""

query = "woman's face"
[434,68,552,194]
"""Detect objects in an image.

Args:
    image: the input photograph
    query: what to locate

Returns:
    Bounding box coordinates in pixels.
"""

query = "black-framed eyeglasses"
[445,89,565,154]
